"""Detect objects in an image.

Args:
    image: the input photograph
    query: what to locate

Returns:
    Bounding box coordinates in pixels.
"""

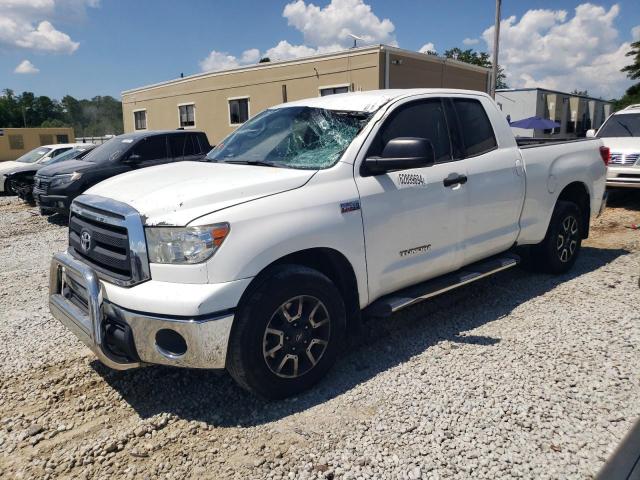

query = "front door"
[355,98,468,302]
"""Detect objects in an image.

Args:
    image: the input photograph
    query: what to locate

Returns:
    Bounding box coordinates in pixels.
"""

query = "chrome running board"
[365,253,520,318]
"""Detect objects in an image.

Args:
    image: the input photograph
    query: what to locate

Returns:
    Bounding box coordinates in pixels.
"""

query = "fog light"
[155,329,187,357]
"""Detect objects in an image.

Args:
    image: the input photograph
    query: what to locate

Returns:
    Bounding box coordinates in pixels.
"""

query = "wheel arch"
[556,181,590,238]
[238,247,361,325]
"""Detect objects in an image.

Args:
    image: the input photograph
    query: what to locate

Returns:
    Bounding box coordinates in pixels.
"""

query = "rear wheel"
[227,265,346,399]
[531,200,583,274]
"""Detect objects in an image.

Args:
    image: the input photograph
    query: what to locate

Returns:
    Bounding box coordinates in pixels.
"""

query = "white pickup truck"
[49,89,607,398]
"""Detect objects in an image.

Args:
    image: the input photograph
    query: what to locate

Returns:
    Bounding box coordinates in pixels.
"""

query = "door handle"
[443,173,468,187]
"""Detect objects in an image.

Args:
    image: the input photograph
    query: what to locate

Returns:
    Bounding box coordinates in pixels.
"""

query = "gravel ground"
[0,192,638,480]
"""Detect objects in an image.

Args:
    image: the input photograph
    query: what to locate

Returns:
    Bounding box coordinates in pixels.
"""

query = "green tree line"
[0,89,123,137]
[616,39,640,110]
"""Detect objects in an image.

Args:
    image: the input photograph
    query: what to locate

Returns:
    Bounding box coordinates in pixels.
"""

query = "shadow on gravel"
[45,213,69,227]
[95,245,630,428]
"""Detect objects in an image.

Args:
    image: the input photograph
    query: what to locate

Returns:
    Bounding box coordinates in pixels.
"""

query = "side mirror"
[126,153,142,163]
[364,137,435,175]
[586,129,597,138]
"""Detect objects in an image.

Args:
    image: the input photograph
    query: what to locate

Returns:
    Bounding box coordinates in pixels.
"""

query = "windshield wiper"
[223,159,281,167]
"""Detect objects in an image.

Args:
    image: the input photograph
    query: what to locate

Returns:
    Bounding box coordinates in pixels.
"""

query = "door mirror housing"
[586,129,597,138]
[364,137,436,175]
[125,153,142,164]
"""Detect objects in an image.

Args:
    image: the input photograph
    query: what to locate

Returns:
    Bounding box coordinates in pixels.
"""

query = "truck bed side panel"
[516,139,606,245]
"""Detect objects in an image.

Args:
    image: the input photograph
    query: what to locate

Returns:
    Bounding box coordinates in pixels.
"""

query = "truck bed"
[516,137,600,148]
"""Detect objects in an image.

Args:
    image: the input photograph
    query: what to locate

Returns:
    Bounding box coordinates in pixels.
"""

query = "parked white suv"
[588,104,640,188]
[0,143,88,194]
[48,89,607,398]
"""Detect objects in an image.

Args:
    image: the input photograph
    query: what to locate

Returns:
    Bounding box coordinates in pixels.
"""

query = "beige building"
[0,127,75,162]
[122,45,490,145]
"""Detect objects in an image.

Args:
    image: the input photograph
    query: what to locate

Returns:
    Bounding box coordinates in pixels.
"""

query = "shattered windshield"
[206,106,371,169]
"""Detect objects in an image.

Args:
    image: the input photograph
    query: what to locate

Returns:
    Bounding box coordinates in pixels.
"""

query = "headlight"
[50,172,82,188]
[145,223,230,264]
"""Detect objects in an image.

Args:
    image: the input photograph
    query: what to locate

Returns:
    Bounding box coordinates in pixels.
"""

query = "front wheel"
[227,265,346,399]
[531,200,583,274]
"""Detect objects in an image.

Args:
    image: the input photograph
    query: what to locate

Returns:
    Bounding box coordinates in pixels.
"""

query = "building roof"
[273,88,490,112]
[122,44,490,97]
[496,87,612,103]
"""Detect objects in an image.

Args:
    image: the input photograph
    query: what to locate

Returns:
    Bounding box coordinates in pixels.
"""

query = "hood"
[0,161,21,176]
[37,159,97,176]
[599,137,640,152]
[86,161,316,226]
[3,163,40,177]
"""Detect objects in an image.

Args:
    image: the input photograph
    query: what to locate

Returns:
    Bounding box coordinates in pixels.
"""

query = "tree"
[571,89,589,96]
[259,57,271,63]
[442,47,508,89]
[614,40,640,110]
[0,89,123,135]
[621,40,640,80]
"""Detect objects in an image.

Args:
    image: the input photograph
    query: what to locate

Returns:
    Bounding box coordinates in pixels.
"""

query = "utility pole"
[491,0,502,99]
[22,106,27,128]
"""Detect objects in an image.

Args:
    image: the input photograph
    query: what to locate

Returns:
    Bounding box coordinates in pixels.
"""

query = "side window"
[452,98,497,157]
[196,134,210,153]
[168,133,186,158]
[51,147,72,157]
[133,136,168,161]
[184,134,198,156]
[368,99,451,163]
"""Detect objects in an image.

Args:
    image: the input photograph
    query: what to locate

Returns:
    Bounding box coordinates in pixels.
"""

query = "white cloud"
[462,37,479,46]
[418,42,436,54]
[199,0,395,72]
[0,0,97,54]
[14,59,39,74]
[283,0,395,48]
[482,3,634,98]
[632,25,640,41]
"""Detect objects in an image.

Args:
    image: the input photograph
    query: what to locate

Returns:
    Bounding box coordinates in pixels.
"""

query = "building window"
[134,110,147,130]
[320,85,349,96]
[39,134,53,145]
[178,104,195,128]
[9,135,24,150]
[229,97,249,125]
[56,134,69,143]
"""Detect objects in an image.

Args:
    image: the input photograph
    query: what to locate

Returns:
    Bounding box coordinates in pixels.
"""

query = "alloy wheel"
[262,295,331,379]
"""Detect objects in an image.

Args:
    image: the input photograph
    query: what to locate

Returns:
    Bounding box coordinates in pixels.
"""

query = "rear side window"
[453,99,497,156]
[184,134,198,156]
[368,99,451,163]
[168,133,187,158]
[132,136,168,161]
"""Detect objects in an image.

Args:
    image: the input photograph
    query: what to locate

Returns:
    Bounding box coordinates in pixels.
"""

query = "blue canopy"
[509,116,561,130]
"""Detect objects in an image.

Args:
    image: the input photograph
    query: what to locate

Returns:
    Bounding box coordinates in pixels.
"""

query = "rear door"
[355,97,467,301]
[450,96,525,264]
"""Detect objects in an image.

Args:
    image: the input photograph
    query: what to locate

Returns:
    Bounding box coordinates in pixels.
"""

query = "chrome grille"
[610,152,639,166]
[68,195,150,287]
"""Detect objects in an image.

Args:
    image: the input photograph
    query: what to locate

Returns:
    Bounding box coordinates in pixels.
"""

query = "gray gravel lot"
[0,193,639,479]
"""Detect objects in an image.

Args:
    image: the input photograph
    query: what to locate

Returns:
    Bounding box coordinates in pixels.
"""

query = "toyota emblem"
[80,231,92,253]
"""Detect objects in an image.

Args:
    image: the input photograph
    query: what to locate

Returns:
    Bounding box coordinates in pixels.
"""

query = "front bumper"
[606,165,640,188]
[35,193,72,212]
[49,251,235,370]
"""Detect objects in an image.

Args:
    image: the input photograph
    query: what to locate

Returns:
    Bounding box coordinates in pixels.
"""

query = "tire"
[227,265,346,399]
[531,200,583,274]
[39,207,55,216]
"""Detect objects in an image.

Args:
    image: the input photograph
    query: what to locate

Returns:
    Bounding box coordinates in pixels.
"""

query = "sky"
[0,0,639,100]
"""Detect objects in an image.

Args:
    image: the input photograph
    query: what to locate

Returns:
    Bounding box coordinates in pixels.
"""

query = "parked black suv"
[34,130,210,215]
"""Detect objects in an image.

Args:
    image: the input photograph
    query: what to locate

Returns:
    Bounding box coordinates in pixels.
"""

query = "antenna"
[347,33,364,48]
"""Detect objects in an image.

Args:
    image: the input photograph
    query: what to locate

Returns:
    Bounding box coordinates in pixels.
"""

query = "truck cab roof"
[274,88,490,113]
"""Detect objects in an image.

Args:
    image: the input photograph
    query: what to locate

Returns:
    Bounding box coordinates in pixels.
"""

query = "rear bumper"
[49,252,235,370]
